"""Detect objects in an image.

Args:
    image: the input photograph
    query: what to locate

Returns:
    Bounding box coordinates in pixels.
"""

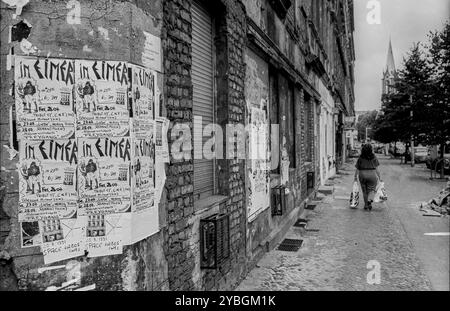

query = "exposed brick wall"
[162,0,195,291]
[0,0,353,292]
[0,0,169,291]
[162,0,247,291]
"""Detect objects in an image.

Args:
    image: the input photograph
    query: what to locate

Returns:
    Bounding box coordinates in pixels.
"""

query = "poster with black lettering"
[130,64,155,138]
[39,217,85,264]
[129,128,158,244]
[85,213,122,257]
[14,56,76,140]
[18,139,78,222]
[155,116,169,162]
[74,60,130,138]
[78,137,132,215]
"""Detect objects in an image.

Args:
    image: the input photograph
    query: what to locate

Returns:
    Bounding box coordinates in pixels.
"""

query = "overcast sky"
[354,0,450,112]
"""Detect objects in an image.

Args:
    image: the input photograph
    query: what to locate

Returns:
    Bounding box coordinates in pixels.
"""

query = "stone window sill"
[194,195,228,215]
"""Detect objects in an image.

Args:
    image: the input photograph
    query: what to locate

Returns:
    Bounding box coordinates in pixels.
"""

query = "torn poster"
[155,116,169,163]
[78,137,132,215]
[40,216,85,264]
[142,31,162,72]
[85,213,123,257]
[248,107,270,222]
[154,159,166,207]
[20,220,41,248]
[18,139,78,222]
[130,64,155,138]
[129,132,158,244]
[74,60,130,138]
[14,56,76,140]
[280,158,290,186]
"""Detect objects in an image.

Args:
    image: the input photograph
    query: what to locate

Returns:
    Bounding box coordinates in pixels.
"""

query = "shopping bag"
[374,182,388,203]
[349,181,359,208]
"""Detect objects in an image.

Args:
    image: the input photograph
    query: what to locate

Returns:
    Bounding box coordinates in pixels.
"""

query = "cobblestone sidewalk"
[236,160,433,291]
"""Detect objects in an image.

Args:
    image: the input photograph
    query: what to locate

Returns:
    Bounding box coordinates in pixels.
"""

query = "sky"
[354,0,450,112]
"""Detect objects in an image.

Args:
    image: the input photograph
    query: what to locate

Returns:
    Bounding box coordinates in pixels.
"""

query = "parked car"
[425,144,450,174]
[388,143,405,157]
[349,149,360,158]
[405,146,429,163]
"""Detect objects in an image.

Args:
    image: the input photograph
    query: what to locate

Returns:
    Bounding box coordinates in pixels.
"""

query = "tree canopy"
[373,21,450,153]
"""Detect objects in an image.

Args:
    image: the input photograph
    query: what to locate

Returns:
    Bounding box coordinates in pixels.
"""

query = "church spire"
[385,37,396,74]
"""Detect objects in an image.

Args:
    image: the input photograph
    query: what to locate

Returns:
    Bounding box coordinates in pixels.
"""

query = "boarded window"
[192,1,215,200]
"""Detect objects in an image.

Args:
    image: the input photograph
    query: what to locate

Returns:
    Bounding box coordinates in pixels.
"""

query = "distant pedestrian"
[354,144,382,211]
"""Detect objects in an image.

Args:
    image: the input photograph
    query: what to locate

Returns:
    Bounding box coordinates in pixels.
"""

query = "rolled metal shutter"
[192,1,214,200]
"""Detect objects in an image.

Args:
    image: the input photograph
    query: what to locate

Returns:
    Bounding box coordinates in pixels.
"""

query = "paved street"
[237,155,449,291]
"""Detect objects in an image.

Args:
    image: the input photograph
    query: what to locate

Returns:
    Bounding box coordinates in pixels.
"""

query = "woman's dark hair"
[360,144,375,160]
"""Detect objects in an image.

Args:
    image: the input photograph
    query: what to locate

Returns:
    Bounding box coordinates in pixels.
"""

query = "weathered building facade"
[0,0,354,291]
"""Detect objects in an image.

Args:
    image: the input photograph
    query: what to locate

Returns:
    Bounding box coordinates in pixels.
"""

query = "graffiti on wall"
[245,50,270,222]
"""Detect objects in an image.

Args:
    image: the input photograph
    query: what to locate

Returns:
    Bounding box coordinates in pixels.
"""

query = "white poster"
[74,60,130,138]
[85,213,123,257]
[78,137,132,215]
[248,107,270,221]
[18,139,78,222]
[154,159,166,207]
[20,221,42,248]
[142,32,162,72]
[131,64,155,138]
[14,56,76,140]
[155,117,169,163]
[129,132,158,244]
[40,217,85,264]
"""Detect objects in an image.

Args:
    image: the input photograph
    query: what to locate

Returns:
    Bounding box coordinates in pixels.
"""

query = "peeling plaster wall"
[0,0,169,291]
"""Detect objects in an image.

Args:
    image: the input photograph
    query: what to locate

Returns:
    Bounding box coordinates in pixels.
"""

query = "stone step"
[305,201,320,210]
[318,185,334,195]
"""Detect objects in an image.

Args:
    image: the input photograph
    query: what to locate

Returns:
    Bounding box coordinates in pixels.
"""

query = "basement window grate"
[305,204,317,210]
[200,213,230,269]
[306,229,320,232]
[277,239,303,252]
[293,220,307,228]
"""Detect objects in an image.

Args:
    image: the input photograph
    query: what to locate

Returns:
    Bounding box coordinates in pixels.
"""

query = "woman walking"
[354,144,382,211]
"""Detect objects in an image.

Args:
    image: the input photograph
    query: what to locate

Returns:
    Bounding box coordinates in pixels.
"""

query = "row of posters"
[15,56,169,264]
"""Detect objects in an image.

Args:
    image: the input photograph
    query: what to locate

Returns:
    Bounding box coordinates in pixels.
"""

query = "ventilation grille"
[200,213,230,269]
[271,185,286,216]
[277,238,303,252]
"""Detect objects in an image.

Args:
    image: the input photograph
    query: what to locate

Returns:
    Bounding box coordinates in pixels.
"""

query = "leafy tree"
[356,111,378,141]
[428,21,450,159]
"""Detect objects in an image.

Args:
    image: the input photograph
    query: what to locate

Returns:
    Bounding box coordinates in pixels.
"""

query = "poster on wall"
[142,31,162,72]
[77,137,132,215]
[14,56,76,140]
[39,217,85,264]
[85,213,123,257]
[247,107,270,222]
[155,116,169,163]
[129,132,158,244]
[74,60,130,138]
[18,139,78,222]
[130,64,155,138]
[20,221,42,248]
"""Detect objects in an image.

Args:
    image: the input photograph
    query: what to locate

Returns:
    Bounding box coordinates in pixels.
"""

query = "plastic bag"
[374,182,388,203]
[349,181,359,208]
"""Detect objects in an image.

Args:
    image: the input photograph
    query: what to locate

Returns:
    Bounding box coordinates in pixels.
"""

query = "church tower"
[382,39,397,96]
